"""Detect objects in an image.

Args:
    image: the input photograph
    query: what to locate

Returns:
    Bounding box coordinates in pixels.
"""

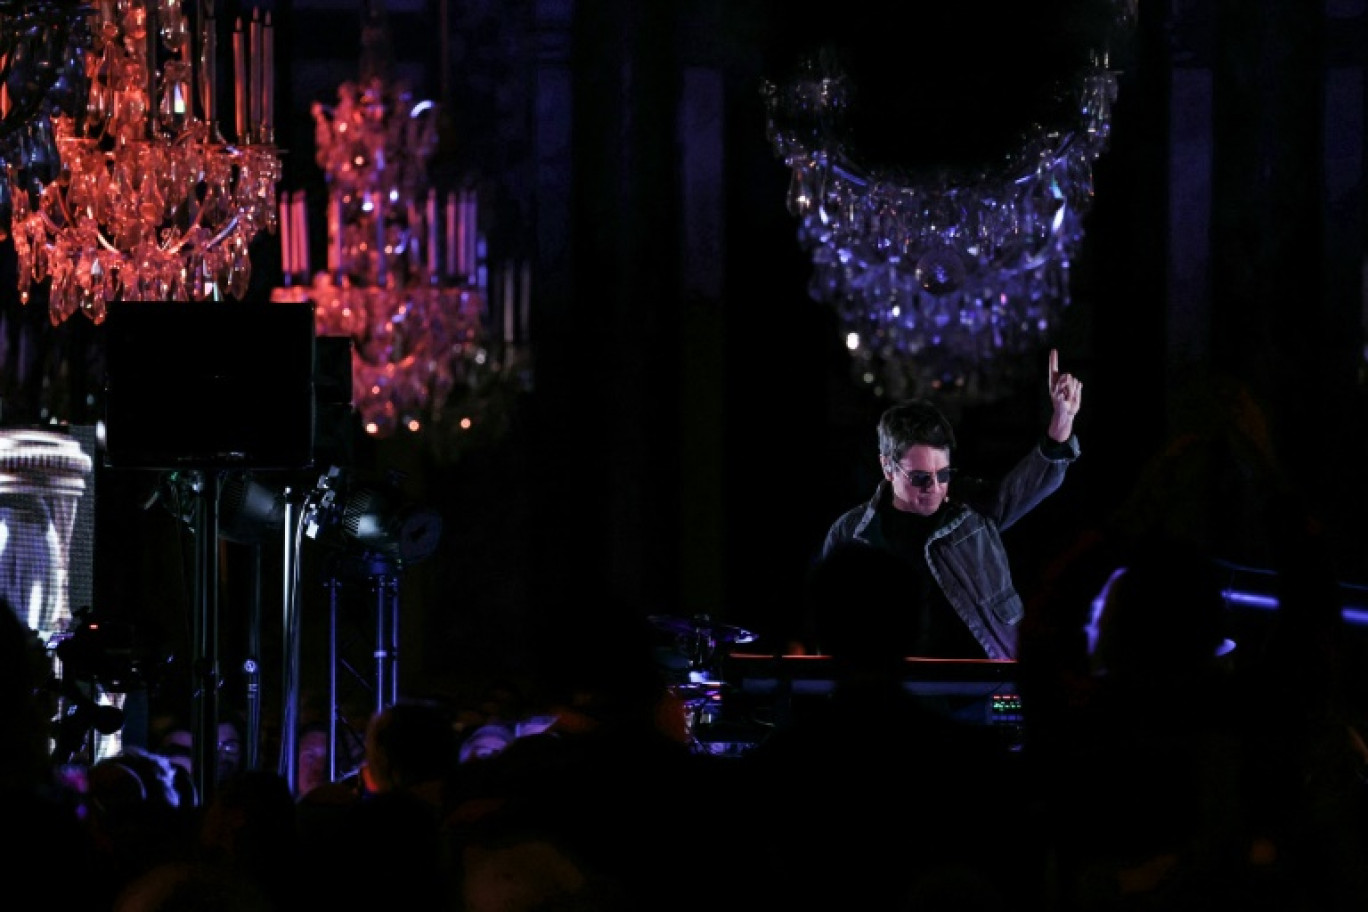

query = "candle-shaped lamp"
[519,259,531,344]
[462,189,478,283]
[232,17,246,141]
[249,9,261,137]
[293,191,310,279]
[426,188,438,279]
[200,1,217,129]
[445,191,457,279]
[502,263,515,344]
[332,195,344,280]
[262,12,274,136]
[279,190,293,280]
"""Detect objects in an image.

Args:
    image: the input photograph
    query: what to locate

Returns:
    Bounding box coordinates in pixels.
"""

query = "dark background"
[1,0,1366,741]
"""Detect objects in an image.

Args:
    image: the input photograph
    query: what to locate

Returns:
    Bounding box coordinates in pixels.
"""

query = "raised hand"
[1047,348,1082,442]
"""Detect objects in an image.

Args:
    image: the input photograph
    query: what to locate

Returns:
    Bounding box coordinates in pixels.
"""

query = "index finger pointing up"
[1049,348,1059,381]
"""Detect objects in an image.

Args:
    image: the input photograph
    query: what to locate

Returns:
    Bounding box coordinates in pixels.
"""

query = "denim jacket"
[821,436,1080,660]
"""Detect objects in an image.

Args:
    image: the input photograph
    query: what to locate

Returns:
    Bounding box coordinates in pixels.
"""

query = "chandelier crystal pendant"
[295,1,489,440]
[762,3,1132,401]
[7,0,282,324]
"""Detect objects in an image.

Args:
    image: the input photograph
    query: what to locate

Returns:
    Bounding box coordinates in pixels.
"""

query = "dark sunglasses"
[890,464,955,490]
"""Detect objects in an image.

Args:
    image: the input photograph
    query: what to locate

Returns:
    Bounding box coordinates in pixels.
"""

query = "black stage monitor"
[104,300,317,470]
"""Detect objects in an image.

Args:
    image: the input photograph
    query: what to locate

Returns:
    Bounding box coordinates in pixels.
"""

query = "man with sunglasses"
[817,349,1083,659]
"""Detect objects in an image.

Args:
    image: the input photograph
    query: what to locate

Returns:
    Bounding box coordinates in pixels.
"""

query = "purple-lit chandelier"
[762,1,1133,401]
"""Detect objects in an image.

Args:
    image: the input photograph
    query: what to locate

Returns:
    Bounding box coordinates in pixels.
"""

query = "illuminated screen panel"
[0,425,97,641]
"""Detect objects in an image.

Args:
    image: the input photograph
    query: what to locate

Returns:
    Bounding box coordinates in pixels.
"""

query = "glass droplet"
[914,246,966,295]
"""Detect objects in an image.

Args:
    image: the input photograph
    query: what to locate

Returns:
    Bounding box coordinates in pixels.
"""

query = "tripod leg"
[277,491,303,793]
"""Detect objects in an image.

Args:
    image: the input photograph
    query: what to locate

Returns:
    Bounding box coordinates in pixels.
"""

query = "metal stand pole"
[388,576,400,707]
[373,573,400,712]
[276,489,301,792]
[190,470,221,804]
[243,543,262,771]
[325,576,341,784]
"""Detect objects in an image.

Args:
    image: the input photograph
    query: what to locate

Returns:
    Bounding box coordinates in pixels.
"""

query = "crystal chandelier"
[761,2,1133,401]
[288,1,491,440]
[7,0,282,324]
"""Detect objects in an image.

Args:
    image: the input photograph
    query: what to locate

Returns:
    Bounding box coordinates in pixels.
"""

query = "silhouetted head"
[363,698,460,792]
[1088,536,1230,678]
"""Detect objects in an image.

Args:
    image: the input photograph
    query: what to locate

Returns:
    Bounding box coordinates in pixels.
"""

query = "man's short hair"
[877,399,956,459]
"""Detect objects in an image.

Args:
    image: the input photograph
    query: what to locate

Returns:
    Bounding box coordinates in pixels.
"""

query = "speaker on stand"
[103,300,317,803]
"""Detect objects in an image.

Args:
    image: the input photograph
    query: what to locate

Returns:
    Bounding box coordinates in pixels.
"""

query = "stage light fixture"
[173,467,443,565]
[218,472,290,545]
[336,480,443,565]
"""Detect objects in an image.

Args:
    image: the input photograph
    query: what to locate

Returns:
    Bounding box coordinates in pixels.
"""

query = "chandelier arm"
[829,157,868,187]
[39,191,105,254]
[37,202,119,256]
[37,208,64,237]
[159,196,215,255]
[1012,130,1096,183]
[203,213,241,251]
[46,185,77,234]
[175,127,207,149]
[96,228,121,254]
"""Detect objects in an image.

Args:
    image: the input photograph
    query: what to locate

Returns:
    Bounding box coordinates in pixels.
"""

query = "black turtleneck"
[878,504,986,658]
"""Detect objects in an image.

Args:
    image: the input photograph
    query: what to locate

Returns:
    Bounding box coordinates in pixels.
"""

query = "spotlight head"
[218,472,289,544]
[339,481,442,564]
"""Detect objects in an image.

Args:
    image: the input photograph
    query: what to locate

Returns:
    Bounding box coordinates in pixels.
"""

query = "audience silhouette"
[6,494,1368,912]
[295,697,457,911]
[0,600,105,911]
[1236,521,1368,912]
[441,584,760,912]
[1017,370,1368,911]
[1026,534,1261,910]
